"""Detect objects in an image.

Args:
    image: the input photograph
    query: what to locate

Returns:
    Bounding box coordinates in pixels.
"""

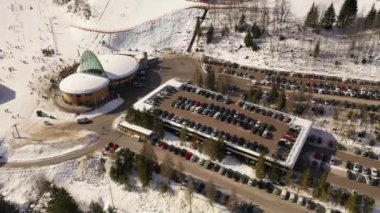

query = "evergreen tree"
[364,4,377,29]
[255,153,266,180]
[251,23,262,39]
[206,69,216,91]
[321,3,336,30]
[244,32,253,48]
[88,201,105,213]
[216,136,226,161]
[312,172,327,198]
[0,194,18,213]
[337,0,358,28]
[345,193,358,213]
[206,24,214,44]
[135,143,155,187]
[313,40,321,58]
[304,3,320,28]
[161,153,174,179]
[206,180,216,206]
[277,91,286,110]
[376,11,380,28]
[45,185,81,213]
[221,26,229,37]
[180,127,187,146]
[283,170,293,186]
[267,85,279,103]
[237,14,246,32]
[299,168,311,191]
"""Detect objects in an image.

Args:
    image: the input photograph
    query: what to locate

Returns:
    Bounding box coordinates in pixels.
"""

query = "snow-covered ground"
[0,157,229,212]
[198,1,380,82]
[3,130,98,162]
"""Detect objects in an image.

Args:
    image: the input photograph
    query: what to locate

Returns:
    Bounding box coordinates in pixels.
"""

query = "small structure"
[118,121,153,141]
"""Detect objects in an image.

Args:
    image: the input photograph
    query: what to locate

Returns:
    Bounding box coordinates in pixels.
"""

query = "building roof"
[79,50,107,77]
[59,73,109,94]
[119,121,153,136]
[97,55,140,80]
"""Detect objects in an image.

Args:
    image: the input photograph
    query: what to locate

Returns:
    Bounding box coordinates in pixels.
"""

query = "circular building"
[59,50,140,106]
[59,50,110,106]
[97,55,139,86]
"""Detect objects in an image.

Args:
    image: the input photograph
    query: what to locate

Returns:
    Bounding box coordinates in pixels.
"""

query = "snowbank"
[77,97,124,120]
[5,130,98,162]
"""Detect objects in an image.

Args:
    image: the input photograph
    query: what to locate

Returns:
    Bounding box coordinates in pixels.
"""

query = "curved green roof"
[79,50,107,77]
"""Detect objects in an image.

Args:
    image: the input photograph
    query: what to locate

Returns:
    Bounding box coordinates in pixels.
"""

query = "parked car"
[297,196,306,206]
[289,193,298,203]
[371,167,378,177]
[353,163,361,172]
[77,117,92,124]
[280,189,289,200]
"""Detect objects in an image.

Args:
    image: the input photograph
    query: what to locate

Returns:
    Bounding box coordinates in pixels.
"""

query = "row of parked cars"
[345,162,380,187]
[145,85,178,105]
[311,98,380,112]
[179,83,230,104]
[203,56,379,87]
[158,110,270,154]
[238,100,292,124]
[172,96,276,139]
[260,75,380,100]
[156,140,329,212]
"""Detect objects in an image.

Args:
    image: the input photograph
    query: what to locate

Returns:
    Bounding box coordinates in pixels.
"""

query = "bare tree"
[187,178,194,213]
[161,153,174,180]
[206,180,216,206]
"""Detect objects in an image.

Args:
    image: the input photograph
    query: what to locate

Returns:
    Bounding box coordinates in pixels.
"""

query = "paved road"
[336,150,380,169]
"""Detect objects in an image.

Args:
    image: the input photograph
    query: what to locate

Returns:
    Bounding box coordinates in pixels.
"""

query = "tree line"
[305,0,380,31]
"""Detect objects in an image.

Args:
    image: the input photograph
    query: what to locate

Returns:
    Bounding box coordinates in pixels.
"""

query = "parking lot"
[204,58,380,101]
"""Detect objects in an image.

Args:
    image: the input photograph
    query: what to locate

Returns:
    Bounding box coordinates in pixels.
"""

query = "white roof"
[97,55,139,80]
[119,121,153,136]
[133,78,183,111]
[59,73,109,94]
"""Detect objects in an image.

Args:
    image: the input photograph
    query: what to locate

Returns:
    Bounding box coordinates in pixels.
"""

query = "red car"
[314,151,322,160]
[159,142,168,149]
[286,131,298,139]
[194,101,200,107]
[283,134,295,142]
[184,151,193,160]
[328,141,335,148]
[109,143,119,154]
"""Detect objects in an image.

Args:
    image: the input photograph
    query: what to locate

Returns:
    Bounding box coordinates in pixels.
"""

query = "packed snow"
[3,130,98,162]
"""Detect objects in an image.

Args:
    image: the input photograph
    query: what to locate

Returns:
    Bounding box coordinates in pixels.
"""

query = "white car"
[353,163,360,172]
[329,156,335,165]
[371,167,378,177]
[280,189,289,200]
[297,196,305,206]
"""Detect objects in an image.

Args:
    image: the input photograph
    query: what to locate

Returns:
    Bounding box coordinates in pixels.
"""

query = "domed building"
[59,50,140,106]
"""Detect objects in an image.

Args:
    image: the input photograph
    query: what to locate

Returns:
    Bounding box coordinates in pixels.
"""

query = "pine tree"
[45,185,81,213]
[364,4,377,29]
[0,194,18,213]
[304,3,319,28]
[244,32,253,48]
[206,69,216,91]
[313,40,321,58]
[237,14,246,32]
[251,23,262,39]
[216,136,225,161]
[277,91,286,110]
[376,11,380,28]
[299,168,311,191]
[267,85,279,103]
[321,3,336,30]
[180,127,187,146]
[206,180,216,206]
[345,193,358,213]
[312,172,327,198]
[337,0,357,28]
[89,201,105,213]
[255,153,266,180]
[206,24,214,44]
